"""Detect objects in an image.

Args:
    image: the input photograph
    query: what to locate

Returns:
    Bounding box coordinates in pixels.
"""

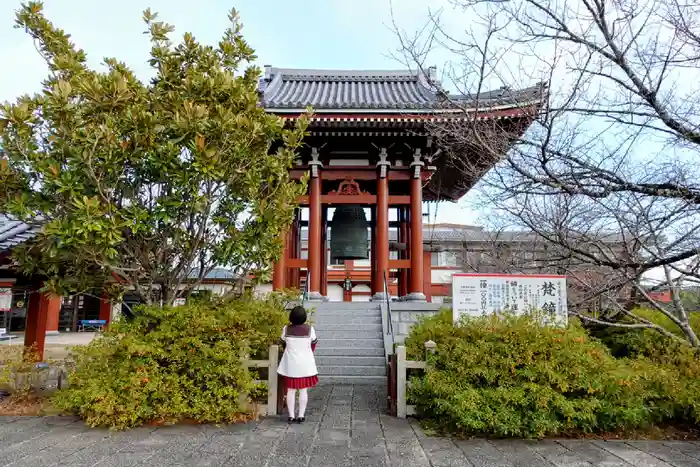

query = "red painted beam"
[388,259,411,269]
[289,169,411,181]
[296,195,411,205]
[286,258,308,269]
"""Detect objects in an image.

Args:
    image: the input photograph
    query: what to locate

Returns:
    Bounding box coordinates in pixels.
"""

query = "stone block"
[394,334,408,344]
[400,311,437,323]
[397,323,413,336]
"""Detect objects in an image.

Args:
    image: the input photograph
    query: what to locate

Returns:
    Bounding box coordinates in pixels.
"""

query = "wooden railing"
[394,340,436,418]
[380,271,395,361]
[240,344,280,417]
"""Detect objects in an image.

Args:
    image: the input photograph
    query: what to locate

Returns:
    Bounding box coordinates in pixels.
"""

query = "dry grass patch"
[0,394,62,416]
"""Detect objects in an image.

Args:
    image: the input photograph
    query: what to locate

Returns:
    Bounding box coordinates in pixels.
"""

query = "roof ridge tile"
[260,66,545,112]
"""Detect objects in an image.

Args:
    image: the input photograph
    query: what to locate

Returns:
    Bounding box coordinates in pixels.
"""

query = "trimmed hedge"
[52,293,289,429]
[589,308,700,366]
[405,310,700,438]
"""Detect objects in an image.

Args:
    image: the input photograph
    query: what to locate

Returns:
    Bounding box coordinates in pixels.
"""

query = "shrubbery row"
[52,293,290,429]
[405,310,700,438]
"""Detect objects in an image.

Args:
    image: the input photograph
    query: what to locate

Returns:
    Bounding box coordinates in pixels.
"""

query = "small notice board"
[452,273,567,325]
[0,288,11,312]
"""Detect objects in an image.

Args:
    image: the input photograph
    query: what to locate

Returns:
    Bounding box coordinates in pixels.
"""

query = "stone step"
[313,302,381,310]
[312,323,382,332]
[313,315,381,323]
[321,338,383,349]
[318,330,383,339]
[312,316,382,325]
[317,375,386,385]
[312,308,380,317]
[318,365,386,377]
[314,347,385,357]
[316,356,386,367]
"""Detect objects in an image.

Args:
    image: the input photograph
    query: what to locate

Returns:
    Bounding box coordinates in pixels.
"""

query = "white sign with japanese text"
[451,274,568,325]
[0,288,11,312]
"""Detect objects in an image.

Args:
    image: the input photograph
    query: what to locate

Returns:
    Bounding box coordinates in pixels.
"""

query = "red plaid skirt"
[283,375,319,390]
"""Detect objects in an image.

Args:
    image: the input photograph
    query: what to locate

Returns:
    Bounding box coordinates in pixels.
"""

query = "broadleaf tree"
[0,2,308,306]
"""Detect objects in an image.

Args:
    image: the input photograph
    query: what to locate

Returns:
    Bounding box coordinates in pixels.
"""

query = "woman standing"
[277,305,319,423]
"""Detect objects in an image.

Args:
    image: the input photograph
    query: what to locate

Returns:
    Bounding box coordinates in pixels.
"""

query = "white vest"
[277,325,318,378]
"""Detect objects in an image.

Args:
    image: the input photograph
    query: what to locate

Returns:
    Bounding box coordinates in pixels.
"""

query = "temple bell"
[330,205,369,260]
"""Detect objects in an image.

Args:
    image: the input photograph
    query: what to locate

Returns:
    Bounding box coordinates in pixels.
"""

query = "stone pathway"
[2,385,700,466]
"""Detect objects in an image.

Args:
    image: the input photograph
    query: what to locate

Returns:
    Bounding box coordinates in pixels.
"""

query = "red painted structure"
[261,66,545,301]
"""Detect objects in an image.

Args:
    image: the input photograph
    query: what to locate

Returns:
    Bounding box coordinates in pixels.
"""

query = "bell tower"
[260,67,545,302]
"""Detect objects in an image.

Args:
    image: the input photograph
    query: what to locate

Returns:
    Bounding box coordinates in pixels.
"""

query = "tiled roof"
[187,267,238,281]
[260,67,545,112]
[0,214,40,252]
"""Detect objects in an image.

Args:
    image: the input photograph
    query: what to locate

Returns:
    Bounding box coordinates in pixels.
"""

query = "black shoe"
[287,417,296,423]
[296,417,305,423]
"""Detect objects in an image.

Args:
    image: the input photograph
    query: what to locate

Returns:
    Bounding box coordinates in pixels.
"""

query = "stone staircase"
[311,302,386,385]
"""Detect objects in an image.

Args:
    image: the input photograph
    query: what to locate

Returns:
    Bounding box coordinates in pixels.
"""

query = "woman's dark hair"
[289,306,308,325]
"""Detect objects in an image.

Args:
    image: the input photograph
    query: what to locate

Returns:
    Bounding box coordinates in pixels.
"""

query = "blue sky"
[0,0,475,225]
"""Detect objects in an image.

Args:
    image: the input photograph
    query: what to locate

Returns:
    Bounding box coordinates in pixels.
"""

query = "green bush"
[405,310,700,438]
[588,308,700,370]
[52,293,288,429]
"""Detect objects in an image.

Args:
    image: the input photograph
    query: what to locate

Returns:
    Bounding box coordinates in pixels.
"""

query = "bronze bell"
[330,205,369,260]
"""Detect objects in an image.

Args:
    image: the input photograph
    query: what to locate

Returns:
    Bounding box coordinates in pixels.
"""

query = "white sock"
[298,388,308,418]
[286,389,296,418]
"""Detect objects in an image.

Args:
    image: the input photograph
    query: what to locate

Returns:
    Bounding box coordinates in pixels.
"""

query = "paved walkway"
[0,332,98,360]
[0,333,98,346]
[2,385,700,466]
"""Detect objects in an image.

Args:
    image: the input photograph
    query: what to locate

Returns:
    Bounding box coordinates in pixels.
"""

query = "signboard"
[452,274,567,325]
[173,298,186,307]
[0,328,6,336]
[0,288,11,312]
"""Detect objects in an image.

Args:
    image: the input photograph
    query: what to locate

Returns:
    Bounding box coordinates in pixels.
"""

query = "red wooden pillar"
[320,206,328,298]
[423,251,432,303]
[45,293,60,335]
[288,211,300,289]
[374,164,389,300]
[99,294,112,325]
[284,228,292,288]
[272,228,288,291]
[408,156,426,301]
[307,170,323,300]
[24,284,60,360]
[406,206,412,294]
[294,212,301,289]
[398,207,409,298]
[370,207,377,295]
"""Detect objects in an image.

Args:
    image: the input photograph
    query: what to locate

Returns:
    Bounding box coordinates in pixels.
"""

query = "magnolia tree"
[392,0,700,346]
[0,2,308,306]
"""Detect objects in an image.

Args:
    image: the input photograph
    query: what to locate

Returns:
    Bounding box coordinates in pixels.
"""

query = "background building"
[0,215,240,333]
[256,222,628,304]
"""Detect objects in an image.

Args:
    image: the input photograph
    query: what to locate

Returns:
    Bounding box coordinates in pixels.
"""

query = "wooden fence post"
[238,348,250,412]
[267,344,279,416]
[424,340,436,361]
[396,345,407,418]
